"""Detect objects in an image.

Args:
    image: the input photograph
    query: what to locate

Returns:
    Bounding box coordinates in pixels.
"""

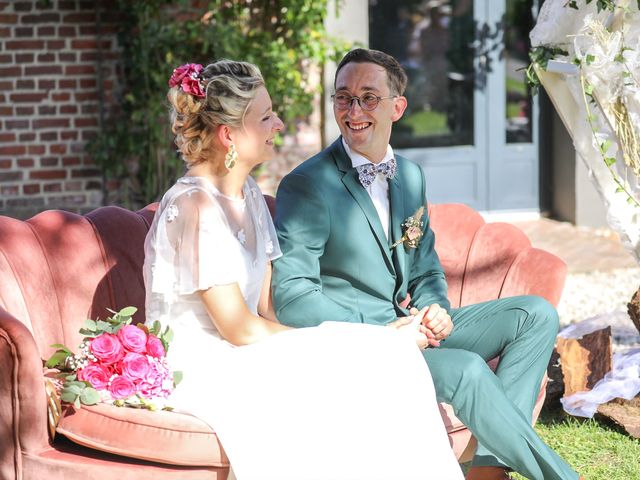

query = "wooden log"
[597,396,640,439]
[556,326,612,397]
[628,286,640,335]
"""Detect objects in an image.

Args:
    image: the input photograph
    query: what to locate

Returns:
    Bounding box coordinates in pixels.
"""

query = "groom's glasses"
[331,92,398,111]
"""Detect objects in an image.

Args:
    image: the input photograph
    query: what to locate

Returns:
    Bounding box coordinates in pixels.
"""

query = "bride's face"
[232,86,284,167]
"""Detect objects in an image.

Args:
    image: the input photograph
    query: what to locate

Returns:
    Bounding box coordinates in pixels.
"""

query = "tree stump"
[598,396,640,439]
[628,286,640,335]
[556,326,612,397]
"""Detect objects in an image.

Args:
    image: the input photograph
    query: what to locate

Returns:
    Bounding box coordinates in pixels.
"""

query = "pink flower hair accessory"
[169,63,206,98]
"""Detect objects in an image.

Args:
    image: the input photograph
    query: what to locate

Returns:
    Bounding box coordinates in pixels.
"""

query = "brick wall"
[0,0,121,219]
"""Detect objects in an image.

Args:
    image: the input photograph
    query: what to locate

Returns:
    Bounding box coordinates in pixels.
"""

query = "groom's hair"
[334,48,407,96]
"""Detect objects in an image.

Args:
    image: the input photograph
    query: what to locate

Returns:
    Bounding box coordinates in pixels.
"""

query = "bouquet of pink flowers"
[46,307,181,410]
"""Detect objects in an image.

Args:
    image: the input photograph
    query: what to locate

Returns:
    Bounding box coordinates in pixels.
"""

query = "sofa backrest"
[0,205,156,358]
[0,200,565,359]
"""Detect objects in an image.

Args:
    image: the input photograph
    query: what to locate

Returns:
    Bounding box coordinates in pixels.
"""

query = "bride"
[143,59,462,480]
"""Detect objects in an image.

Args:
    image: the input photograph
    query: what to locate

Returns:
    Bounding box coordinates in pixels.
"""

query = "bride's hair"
[167,60,264,168]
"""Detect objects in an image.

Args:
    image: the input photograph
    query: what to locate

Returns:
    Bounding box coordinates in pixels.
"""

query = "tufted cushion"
[56,403,228,467]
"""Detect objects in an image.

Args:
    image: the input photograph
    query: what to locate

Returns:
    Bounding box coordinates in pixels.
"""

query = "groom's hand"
[411,304,453,341]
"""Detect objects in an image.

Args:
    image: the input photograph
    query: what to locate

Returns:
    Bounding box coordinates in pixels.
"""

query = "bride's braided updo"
[167,60,264,168]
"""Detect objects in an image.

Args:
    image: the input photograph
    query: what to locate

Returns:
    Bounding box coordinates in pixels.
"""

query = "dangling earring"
[225,143,238,169]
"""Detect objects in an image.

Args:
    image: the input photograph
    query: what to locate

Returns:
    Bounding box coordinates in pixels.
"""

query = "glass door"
[369,0,539,212]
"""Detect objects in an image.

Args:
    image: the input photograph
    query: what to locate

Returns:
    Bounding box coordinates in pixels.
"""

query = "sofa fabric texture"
[0,200,566,479]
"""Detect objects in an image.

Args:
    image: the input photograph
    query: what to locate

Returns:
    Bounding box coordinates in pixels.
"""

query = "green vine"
[525,46,569,95]
[89,0,351,208]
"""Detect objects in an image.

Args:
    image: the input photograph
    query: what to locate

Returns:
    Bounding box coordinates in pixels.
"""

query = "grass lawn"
[510,406,640,479]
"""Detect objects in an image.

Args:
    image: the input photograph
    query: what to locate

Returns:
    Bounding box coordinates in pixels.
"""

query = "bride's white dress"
[143,175,462,480]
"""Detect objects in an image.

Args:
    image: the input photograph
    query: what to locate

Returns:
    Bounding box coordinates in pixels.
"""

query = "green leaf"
[118,306,138,317]
[151,320,162,335]
[604,157,616,167]
[587,114,597,122]
[50,343,72,354]
[600,140,612,153]
[80,387,101,405]
[584,84,594,96]
[64,384,83,395]
[568,0,578,9]
[585,54,596,65]
[45,350,71,369]
[83,319,97,331]
[627,196,637,205]
[74,397,81,409]
[616,186,625,193]
[173,370,183,386]
[161,326,174,343]
[65,374,77,381]
[96,320,111,332]
[60,390,79,403]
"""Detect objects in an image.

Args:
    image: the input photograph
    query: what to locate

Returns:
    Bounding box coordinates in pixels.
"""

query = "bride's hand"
[387,309,437,349]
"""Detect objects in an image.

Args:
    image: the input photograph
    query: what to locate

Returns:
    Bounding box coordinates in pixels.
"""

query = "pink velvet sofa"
[0,199,567,480]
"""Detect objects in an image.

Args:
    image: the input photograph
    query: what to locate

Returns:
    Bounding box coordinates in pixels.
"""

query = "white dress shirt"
[342,138,394,240]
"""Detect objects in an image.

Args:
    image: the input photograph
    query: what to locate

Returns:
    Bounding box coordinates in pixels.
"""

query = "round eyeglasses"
[331,92,398,111]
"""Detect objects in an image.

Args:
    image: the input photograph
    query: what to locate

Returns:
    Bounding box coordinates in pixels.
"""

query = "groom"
[272,48,579,480]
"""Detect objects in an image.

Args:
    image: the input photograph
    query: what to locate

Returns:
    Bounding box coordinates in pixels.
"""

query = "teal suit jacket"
[272,138,449,327]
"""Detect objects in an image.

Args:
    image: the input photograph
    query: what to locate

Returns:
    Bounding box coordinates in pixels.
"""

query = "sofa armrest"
[0,309,49,478]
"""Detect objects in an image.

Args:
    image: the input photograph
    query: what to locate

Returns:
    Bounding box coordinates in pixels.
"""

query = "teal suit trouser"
[423,295,579,480]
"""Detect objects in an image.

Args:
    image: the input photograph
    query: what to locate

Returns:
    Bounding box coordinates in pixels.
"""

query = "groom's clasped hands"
[387,304,453,350]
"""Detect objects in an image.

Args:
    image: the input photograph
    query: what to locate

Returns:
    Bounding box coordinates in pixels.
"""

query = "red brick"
[71,168,100,178]
[70,143,84,153]
[41,157,59,166]
[63,156,80,166]
[65,65,95,75]
[0,14,18,24]
[33,118,69,129]
[52,92,70,101]
[0,133,16,142]
[80,104,98,114]
[6,40,44,50]
[38,105,56,115]
[58,52,76,62]
[47,40,65,50]
[79,78,96,89]
[4,120,29,129]
[44,182,62,192]
[0,27,10,37]
[75,117,98,128]
[0,171,22,182]
[58,1,76,10]
[75,91,98,102]
[0,54,11,63]
[0,159,11,168]
[15,53,34,63]
[30,169,66,180]
[37,26,55,36]
[15,27,33,37]
[59,79,76,89]
[58,25,76,36]
[23,184,41,195]
[10,93,47,103]
[49,144,67,154]
[14,2,33,12]
[80,52,98,62]
[0,145,26,155]
[7,197,45,208]
[0,107,13,116]
[60,105,77,114]
[40,131,58,141]
[63,12,94,23]
[1,185,20,195]
[0,81,12,90]
[25,65,63,76]
[64,180,82,191]
[28,145,45,154]
[21,13,60,24]
[0,66,21,77]
[38,79,55,90]
[16,79,35,89]
[83,156,96,166]
[17,158,34,167]
[18,132,35,141]
[16,106,34,115]
[37,53,55,62]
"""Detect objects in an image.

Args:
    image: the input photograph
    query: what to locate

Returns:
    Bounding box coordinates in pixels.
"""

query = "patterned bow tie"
[356,158,396,188]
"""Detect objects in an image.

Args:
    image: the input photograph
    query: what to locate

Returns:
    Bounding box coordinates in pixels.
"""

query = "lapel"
[389,173,406,290]
[331,139,394,272]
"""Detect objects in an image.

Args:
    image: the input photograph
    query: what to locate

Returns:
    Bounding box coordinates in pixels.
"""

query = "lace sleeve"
[248,178,282,262]
[147,187,242,297]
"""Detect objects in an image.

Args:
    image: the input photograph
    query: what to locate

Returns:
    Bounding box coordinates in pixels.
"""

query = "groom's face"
[334,62,407,163]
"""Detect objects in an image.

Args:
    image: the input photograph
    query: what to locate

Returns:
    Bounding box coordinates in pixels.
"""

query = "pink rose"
[139,359,172,399]
[77,363,111,390]
[108,375,136,400]
[117,325,147,353]
[168,63,205,98]
[90,333,124,365]
[121,352,150,380]
[406,226,421,241]
[146,335,166,358]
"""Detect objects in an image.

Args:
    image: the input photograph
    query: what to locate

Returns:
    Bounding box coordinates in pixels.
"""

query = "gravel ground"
[557,267,640,352]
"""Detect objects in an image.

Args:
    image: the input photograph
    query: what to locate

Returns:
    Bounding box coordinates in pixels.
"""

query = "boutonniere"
[391,206,425,249]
